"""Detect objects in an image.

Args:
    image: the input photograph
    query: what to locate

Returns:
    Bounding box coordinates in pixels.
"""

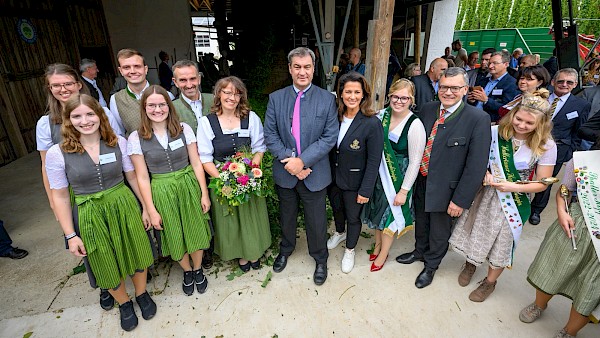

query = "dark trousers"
[413,174,454,270]
[531,143,572,214]
[277,181,328,264]
[327,184,362,249]
[0,220,13,255]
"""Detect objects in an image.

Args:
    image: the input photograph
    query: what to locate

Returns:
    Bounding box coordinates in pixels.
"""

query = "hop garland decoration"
[208,148,264,207]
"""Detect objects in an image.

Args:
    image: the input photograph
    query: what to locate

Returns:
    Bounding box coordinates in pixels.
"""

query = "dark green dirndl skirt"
[151,165,211,261]
[76,182,154,289]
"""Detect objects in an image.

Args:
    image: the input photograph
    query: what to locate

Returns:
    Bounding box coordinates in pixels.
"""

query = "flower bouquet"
[208,150,264,207]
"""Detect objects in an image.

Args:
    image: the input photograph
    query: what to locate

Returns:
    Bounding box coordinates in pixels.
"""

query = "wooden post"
[353,0,360,48]
[415,5,421,68]
[0,74,28,157]
[365,0,395,111]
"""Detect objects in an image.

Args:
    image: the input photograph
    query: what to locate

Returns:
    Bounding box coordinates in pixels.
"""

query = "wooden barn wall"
[0,0,114,166]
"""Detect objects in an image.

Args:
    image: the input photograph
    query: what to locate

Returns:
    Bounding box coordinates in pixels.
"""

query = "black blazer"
[473,73,520,122]
[330,111,383,198]
[420,101,491,212]
[551,94,590,162]
[411,73,437,115]
[83,79,100,101]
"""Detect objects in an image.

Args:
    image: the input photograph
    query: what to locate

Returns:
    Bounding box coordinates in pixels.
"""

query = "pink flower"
[228,163,239,172]
[236,175,250,186]
[222,161,231,170]
[251,168,263,178]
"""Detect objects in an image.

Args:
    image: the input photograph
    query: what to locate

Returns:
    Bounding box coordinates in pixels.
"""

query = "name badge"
[514,161,529,170]
[388,132,400,143]
[492,89,503,96]
[594,75,599,79]
[99,152,117,165]
[169,138,184,151]
[566,111,579,120]
[238,129,250,138]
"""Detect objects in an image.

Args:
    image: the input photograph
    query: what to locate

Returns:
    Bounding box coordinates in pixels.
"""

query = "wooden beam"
[353,0,360,48]
[415,5,421,67]
[0,74,28,158]
[365,0,395,111]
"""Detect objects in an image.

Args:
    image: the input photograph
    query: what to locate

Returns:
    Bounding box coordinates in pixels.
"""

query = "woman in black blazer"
[327,72,383,273]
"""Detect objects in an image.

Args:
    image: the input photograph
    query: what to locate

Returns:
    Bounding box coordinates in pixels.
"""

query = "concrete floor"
[0,152,597,337]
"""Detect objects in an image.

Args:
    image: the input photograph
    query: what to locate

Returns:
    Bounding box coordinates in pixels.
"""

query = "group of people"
[36,49,271,331]
[33,45,599,336]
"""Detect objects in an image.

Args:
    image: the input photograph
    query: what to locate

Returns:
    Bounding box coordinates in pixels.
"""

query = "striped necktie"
[419,109,446,176]
[549,97,560,119]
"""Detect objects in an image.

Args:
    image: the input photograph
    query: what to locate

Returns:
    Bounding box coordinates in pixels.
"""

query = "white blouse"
[196,111,267,163]
[127,123,196,156]
[45,136,133,190]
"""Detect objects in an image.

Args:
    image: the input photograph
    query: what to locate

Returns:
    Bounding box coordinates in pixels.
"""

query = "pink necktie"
[292,90,303,155]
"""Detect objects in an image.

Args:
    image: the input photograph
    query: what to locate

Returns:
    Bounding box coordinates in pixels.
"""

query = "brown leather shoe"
[458,262,476,287]
[469,278,496,302]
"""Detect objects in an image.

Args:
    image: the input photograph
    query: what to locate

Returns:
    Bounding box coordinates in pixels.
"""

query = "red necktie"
[419,109,447,176]
[292,90,303,154]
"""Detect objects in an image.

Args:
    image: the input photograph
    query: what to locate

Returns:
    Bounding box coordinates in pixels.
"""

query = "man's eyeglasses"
[488,61,506,66]
[49,82,77,92]
[439,85,466,94]
[556,79,576,86]
[389,95,410,103]
[221,90,241,99]
[146,103,169,110]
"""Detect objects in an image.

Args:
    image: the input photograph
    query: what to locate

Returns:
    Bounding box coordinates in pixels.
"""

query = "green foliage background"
[456,0,600,35]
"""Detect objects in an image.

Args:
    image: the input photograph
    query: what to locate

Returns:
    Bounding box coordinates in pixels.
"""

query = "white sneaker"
[327,232,347,249]
[341,248,355,273]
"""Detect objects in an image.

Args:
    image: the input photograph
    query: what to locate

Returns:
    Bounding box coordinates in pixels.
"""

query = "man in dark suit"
[467,48,496,87]
[80,58,107,108]
[396,67,491,289]
[468,50,520,123]
[264,47,339,285]
[411,58,448,114]
[530,68,591,225]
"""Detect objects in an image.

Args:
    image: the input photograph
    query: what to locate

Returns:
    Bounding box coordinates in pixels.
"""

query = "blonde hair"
[61,94,117,153]
[387,78,415,106]
[498,89,553,158]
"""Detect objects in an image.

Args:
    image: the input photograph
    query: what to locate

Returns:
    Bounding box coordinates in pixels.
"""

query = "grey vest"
[139,130,189,174]
[50,120,62,145]
[62,142,124,195]
[114,89,141,136]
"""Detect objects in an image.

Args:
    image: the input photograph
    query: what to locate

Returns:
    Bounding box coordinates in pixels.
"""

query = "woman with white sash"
[520,145,600,337]
[361,79,426,272]
[449,89,557,302]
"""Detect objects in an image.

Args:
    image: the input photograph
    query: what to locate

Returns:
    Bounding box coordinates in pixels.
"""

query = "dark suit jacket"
[83,78,100,101]
[551,94,591,162]
[578,111,600,146]
[466,68,487,88]
[473,73,520,122]
[264,84,339,192]
[411,73,437,114]
[582,85,600,119]
[420,101,491,212]
[330,112,383,198]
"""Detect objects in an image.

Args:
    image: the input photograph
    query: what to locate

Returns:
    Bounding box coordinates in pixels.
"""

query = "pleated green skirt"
[527,203,600,316]
[151,166,211,261]
[76,182,154,289]
[209,188,271,261]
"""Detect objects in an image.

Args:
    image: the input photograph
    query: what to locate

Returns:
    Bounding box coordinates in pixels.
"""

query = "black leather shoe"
[0,247,28,259]
[313,263,328,285]
[396,251,424,264]
[250,260,261,270]
[529,213,541,225]
[99,289,115,310]
[272,254,288,273]
[239,260,251,273]
[202,251,214,270]
[415,268,436,289]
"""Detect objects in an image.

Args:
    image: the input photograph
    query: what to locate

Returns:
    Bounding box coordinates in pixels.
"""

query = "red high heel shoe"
[370,255,388,272]
[369,254,378,261]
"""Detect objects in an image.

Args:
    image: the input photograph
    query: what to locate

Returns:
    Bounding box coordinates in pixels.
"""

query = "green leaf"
[261,271,273,288]
[23,332,33,338]
[359,231,372,239]
[366,242,375,255]
[72,263,86,275]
